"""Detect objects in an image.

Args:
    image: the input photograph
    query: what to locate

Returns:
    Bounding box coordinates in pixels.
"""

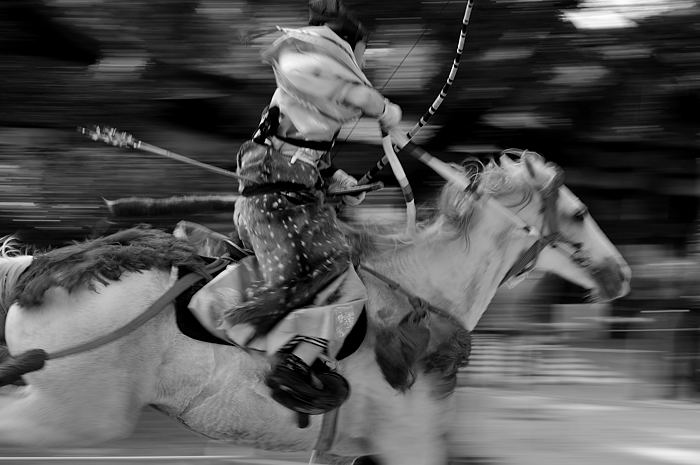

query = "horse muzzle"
[590,256,631,302]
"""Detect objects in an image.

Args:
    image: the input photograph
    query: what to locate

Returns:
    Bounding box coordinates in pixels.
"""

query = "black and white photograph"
[0,1,698,464]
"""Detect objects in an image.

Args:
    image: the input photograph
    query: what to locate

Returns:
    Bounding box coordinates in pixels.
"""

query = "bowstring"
[338,1,453,147]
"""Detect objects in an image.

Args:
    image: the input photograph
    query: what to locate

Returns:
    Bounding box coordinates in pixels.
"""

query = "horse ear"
[523,152,538,180]
[499,154,516,169]
[546,164,565,191]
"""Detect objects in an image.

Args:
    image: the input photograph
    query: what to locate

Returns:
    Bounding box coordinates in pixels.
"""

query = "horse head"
[491,150,631,301]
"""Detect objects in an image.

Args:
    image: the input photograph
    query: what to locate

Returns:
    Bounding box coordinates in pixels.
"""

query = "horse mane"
[0,235,24,258]
[344,154,530,262]
[13,226,205,308]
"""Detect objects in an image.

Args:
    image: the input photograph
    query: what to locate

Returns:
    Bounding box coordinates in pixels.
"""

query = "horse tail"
[0,235,22,257]
[0,251,39,386]
[0,348,47,387]
[0,253,33,331]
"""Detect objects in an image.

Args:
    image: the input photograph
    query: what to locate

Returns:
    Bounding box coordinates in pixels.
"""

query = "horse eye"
[572,208,588,222]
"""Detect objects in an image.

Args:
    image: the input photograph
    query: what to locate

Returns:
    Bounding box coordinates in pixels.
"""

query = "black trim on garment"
[275,134,335,151]
[253,105,336,151]
[240,182,314,197]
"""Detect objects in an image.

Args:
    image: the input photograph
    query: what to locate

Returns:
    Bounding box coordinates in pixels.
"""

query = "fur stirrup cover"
[374,313,430,392]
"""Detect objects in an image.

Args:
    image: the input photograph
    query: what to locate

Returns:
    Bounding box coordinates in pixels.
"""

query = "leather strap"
[48,259,229,360]
[312,408,340,456]
[276,134,334,152]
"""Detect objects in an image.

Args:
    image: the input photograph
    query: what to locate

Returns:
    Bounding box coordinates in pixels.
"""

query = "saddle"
[173,221,367,360]
[174,262,367,361]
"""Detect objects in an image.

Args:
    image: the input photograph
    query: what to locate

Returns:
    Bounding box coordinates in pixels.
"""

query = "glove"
[330,169,366,206]
[378,99,402,133]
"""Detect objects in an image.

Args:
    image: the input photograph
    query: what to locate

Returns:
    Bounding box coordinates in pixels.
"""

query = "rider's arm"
[276,50,401,129]
[340,84,402,129]
[341,85,384,116]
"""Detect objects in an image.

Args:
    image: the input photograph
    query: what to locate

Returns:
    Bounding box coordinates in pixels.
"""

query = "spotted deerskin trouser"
[223,141,352,338]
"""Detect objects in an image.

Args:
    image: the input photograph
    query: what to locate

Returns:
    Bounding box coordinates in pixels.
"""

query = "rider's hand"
[378,99,402,133]
[330,169,366,206]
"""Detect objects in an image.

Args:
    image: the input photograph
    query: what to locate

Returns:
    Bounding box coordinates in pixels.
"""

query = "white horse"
[0,152,629,465]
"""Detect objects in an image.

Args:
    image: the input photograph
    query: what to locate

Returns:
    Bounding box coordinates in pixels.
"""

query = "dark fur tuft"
[106,195,238,217]
[14,226,204,308]
[422,326,471,398]
[374,315,430,392]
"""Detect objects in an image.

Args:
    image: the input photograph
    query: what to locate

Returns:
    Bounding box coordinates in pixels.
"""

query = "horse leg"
[0,380,141,447]
[360,378,451,465]
[0,275,171,448]
[372,414,449,465]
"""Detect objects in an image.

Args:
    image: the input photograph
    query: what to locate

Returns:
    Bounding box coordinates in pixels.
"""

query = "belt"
[275,135,334,151]
[240,182,315,198]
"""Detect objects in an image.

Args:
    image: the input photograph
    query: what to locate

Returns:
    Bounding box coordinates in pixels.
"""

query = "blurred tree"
[2,0,700,246]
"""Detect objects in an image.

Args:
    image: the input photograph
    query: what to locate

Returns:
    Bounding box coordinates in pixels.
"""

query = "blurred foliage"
[1,0,699,248]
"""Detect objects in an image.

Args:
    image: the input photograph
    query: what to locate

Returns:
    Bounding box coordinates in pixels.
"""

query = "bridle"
[499,167,566,285]
[494,158,590,285]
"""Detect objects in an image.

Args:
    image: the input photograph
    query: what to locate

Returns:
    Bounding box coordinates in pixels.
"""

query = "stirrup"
[266,353,350,415]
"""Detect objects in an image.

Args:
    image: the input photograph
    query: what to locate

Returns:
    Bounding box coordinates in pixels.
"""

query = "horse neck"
[365,210,528,331]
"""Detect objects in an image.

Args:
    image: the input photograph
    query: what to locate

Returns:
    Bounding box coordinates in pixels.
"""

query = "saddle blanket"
[188,256,366,357]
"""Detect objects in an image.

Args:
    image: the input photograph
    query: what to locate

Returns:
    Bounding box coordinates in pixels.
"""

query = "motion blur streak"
[2,0,700,463]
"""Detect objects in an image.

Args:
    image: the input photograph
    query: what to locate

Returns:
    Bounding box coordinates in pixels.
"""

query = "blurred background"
[2,0,700,463]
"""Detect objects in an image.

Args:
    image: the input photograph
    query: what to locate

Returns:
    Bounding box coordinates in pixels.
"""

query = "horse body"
[4,267,314,447]
[0,152,630,465]
[155,201,537,458]
[0,219,514,458]
[2,265,452,462]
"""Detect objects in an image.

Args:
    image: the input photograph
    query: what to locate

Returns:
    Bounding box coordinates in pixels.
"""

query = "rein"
[353,163,581,332]
[500,178,562,285]
[357,264,463,329]
[50,258,229,360]
[498,164,587,285]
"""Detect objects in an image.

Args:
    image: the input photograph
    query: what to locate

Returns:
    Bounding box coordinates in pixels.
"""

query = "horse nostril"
[619,264,632,283]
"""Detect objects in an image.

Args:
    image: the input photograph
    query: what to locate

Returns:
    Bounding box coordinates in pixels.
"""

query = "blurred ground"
[2,341,700,465]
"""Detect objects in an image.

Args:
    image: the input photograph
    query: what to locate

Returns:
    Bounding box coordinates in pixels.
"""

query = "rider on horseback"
[222,0,403,414]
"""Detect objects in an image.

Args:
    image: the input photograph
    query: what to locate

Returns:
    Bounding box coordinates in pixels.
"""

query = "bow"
[360,0,475,185]
[360,1,476,234]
